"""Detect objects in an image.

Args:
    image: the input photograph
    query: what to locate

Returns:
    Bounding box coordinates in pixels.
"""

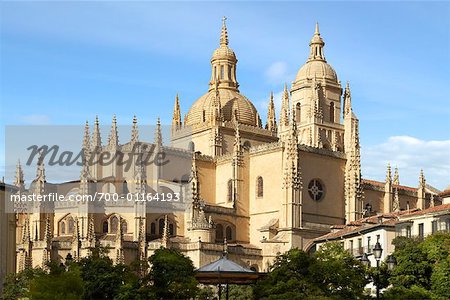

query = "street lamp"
[360,253,370,267]
[387,255,397,271]
[373,241,383,262]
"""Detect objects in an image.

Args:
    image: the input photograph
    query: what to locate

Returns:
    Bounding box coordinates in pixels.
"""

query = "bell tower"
[290,23,344,151]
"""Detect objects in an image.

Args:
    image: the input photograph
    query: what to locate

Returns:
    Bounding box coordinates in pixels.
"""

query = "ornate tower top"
[308,22,326,62]
[393,167,400,185]
[266,91,277,132]
[14,160,25,190]
[279,83,290,127]
[210,17,238,91]
[172,94,182,131]
[386,163,392,182]
[154,117,163,148]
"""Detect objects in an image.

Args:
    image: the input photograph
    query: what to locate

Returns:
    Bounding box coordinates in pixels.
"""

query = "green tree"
[2,267,45,300]
[146,247,199,300]
[29,262,84,300]
[311,242,368,299]
[78,250,133,300]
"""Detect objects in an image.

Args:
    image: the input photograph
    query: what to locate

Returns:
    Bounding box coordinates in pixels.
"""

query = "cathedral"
[12,19,441,272]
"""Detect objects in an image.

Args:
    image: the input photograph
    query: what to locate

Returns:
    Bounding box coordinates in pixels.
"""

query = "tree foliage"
[254,243,368,299]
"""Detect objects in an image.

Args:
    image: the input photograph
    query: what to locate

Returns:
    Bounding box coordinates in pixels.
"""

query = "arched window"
[169,223,174,236]
[188,142,195,152]
[216,224,224,241]
[296,103,301,123]
[227,179,233,202]
[159,218,165,235]
[102,220,108,233]
[60,221,66,235]
[214,66,217,79]
[68,218,75,234]
[257,176,264,198]
[151,222,156,235]
[226,226,232,241]
[220,65,224,80]
[330,102,335,123]
[110,216,119,233]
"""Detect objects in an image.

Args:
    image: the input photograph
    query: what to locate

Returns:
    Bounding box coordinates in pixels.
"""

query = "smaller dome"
[212,47,236,61]
[295,60,338,82]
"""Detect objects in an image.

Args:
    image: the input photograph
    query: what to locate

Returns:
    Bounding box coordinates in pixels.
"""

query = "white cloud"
[361,136,450,191]
[264,61,290,83]
[19,114,50,125]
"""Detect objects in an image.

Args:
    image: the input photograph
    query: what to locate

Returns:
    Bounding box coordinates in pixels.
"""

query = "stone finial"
[220,16,228,47]
[161,215,169,247]
[131,115,139,144]
[154,117,163,148]
[393,167,400,186]
[233,122,243,166]
[385,163,392,183]
[223,238,228,257]
[43,214,52,244]
[266,91,277,132]
[108,115,119,147]
[343,81,352,117]
[279,83,290,127]
[393,187,400,212]
[92,115,102,149]
[419,169,426,188]
[14,160,25,190]
[172,94,182,131]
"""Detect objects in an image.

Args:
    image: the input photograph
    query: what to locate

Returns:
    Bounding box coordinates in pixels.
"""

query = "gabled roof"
[197,256,255,273]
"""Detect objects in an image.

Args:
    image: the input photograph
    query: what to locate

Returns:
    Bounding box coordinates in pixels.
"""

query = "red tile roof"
[400,203,450,217]
[362,179,417,192]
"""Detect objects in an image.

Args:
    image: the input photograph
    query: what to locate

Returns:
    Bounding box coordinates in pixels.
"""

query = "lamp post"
[373,241,383,299]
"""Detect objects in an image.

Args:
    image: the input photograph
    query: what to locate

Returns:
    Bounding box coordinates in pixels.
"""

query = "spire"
[131,115,139,144]
[419,169,426,188]
[35,151,46,194]
[210,79,223,125]
[343,81,352,117]
[92,115,102,149]
[172,94,182,131]
[161,215,169,248]
[190,153,200,203]
[82,121,91,153]
[14,160,25,190]
[393,167,400,185]
[279,83,290,127]
[154,117,163,148]
[308,22,326,62]
[43,215,51,244]
[393,187,400,212]
[266,92,277,132]
[108,115,119,148]
[386,163,392,182]
[220,16,228,47]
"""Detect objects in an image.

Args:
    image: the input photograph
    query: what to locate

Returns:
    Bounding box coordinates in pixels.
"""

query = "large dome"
[295,60,338,82]
[185,89,259,127]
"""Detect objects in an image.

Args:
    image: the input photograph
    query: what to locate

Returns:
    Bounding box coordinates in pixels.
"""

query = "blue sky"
[1,1,449,189]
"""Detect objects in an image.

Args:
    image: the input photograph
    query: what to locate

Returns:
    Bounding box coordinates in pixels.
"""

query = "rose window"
[308,179,324,201]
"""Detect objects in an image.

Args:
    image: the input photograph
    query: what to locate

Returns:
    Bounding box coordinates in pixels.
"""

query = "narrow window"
[159,218,165,235]
[169,223,174,236]
[226,226,232,241]
[257,176,264,198]
[418,223,424,239]
[122,221,127,234]
[220,65,224,80]
[296,103,301,123]
[227,179,233,202]
[202,110,206,122]
[406,226,411,238]
[432,221,438,234]
[68,218,75,234]
[151,222,156,235]
[102,220,108,233]
[330,102,335,123]
[110,216,119,233]
[216,224,224,241]
[61,221,66,235]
